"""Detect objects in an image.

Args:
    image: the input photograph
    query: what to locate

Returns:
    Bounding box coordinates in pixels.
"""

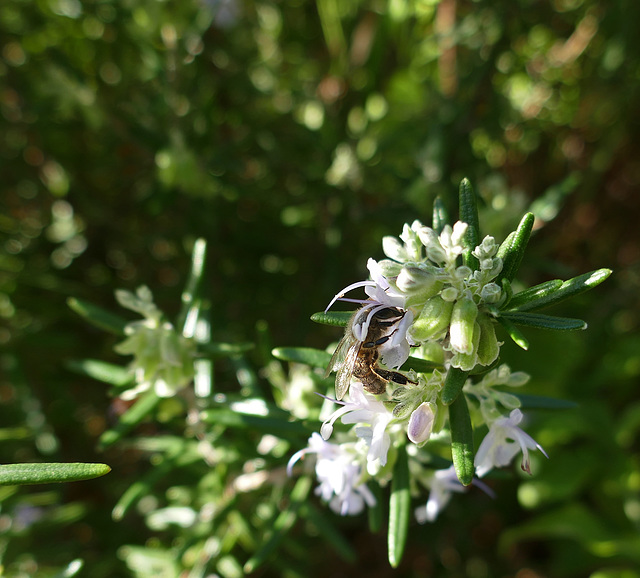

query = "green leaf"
[514,394,578,410]
[496,315,530,350]
[272,347,332,369]
[432,196,449,233]
[504,269,612,312]
[99,389,161,449]
[458,178,480,271]
[0,463,111,486]
[441,366,469,406]
[177,238,207,332]
[500,312,587,331]
[67,297,128,335]
[244,476,312,573]
[449,394,474,486]
[200,407,314,437]
[388,444,411,568]
[66,359,133,386]
[198,341,254,357]
[310,311,352,327]
[505,279,564,311]
[401,356,442,373]
[495,212,535,283]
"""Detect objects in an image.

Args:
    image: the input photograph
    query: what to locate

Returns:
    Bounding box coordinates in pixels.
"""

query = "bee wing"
[334,341,360,401]
[324,334,352,378]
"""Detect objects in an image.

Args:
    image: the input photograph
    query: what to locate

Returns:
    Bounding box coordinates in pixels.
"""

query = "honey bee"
[325,305,415,400]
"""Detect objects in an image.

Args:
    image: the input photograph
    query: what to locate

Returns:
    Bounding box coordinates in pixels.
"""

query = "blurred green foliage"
[1,0,638,576]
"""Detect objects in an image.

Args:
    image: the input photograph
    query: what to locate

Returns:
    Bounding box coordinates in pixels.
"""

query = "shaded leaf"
[501,312,587,331]
[67,297,127,335]
[388,444,410,568]
[514,394,577,410]
[66,359,133,387]
[272,347,331,369]
[198,341,254,357]
[504,269,612,313]
[496,315,530,350]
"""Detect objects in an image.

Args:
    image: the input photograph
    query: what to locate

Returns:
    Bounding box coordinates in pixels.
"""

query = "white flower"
[287,433,376,516]
[416,465,467,523]
[320,383,394,475]
[415,465,495,523]
[474,409,548,477]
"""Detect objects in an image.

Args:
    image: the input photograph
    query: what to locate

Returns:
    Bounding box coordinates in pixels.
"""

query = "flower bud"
[382,236,407,262]
[449,297,478,354]
[449,321,480,371]
[476,314,500,367]
[480,283,502,304]
[410,295,454,342]
[407,402,435,444]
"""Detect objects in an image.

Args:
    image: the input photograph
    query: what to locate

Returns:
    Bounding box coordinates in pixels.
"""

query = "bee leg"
[362,331,396,349]
[374,367,417,386]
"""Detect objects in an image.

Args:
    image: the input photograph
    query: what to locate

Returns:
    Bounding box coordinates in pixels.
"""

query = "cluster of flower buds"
[113,286,196,400]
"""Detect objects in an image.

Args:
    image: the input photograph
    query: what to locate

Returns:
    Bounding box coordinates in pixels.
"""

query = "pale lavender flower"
[415,465,495,523]
[474,409,548,477]
[287,433,375,516]
[320,383,394,475]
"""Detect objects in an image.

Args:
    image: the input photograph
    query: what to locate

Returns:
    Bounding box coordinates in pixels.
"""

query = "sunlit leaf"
[0,463,111,486]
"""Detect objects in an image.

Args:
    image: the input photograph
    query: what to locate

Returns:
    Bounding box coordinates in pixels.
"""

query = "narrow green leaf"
[177,238,207,331]
[432,196,449,233]
[200,408,313,437]
[496,316,530,350]
[496,212,535,283]
[310,311,352,327]
[388,444,411,568]
[67,297,127,335]
[505,268,612,312]
[401,356,442,373]
[99,390,160,449]
[272,347,332,369]
[449,394,474,486]
[244,476,312,573]
[441,367,469,406]
[506,279,564,311]
[198,341,254,357]
[458,178,480,271]
[514,394,578,410]
[66,359,133,386]
[501,312,587,331]
[0,463,111,486]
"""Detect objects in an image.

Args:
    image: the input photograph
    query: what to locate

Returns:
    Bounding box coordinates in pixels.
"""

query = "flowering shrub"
[69,181,611,573]
[284,180,611,566]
